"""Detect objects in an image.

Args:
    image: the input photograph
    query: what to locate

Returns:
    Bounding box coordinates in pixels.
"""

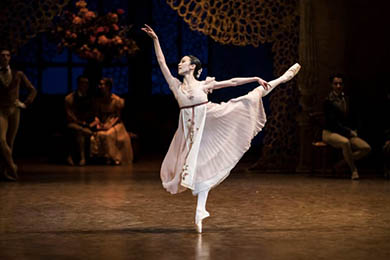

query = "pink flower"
[75,1,87,8]
[92,48,104,61]
[72,16,82,25]
[98,35,109,45]
[89,35,96,43]
[112,24,119,31]
[83,50,93,59]
[110,13,119,23]
[84,11,96,20]
[80,44,89,51]
[79,8,88,14]
[53,0,138,61]
[113,36,123,45]
[96,27,105,34]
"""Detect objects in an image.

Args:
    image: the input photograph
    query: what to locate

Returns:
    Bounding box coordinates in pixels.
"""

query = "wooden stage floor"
[1,156,390,259]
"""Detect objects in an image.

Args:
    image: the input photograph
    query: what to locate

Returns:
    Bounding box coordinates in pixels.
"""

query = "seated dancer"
[0,48,36,181]
[142,25,301,233]
[89,78,133,165]
[322,73,371,180]
[64,75,94,166]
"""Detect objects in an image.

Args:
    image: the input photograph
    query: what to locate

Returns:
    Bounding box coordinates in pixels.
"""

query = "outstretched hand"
[141,24,158,40]
[256,77,271,91]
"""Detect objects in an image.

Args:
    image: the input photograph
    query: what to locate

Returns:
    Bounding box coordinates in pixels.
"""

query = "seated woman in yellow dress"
[90,78,133,165]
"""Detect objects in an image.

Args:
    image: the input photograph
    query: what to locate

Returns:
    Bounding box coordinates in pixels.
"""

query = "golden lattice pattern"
[166,0,300,169]
[166,0,298,47]
[0,0,70,53]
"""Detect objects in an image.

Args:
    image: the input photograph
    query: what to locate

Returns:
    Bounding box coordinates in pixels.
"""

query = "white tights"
[195,189,210,222]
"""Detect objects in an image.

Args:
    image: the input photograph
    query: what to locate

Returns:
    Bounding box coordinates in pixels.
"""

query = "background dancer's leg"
[0,111,18,177]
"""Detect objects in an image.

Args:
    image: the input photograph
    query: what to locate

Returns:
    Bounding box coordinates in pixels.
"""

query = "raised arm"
[210,77,270,91]
[141,24,178,88]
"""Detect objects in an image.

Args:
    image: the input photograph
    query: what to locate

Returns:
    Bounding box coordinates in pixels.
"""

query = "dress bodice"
[171,79,210,108]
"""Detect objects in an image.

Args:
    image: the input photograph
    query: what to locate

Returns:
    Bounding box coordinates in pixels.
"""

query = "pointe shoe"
[195,210,210,233]
[351,170,359,180]
[195,219,203,233]
[282,63,301,82]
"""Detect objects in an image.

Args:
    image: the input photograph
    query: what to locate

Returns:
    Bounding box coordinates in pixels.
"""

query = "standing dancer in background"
[0,48,37,181]
[142,25,300,233]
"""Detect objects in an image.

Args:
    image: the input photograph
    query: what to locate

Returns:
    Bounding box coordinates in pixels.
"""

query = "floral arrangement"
[51,0,138,62]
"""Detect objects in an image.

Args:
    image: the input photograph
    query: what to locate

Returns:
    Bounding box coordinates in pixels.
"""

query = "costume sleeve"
[202,76,216,94]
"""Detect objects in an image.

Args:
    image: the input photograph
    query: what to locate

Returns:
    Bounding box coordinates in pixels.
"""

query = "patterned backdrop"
[0,0,70,53]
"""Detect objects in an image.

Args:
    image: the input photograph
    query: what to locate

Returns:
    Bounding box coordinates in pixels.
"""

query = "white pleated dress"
[160,77,267,195]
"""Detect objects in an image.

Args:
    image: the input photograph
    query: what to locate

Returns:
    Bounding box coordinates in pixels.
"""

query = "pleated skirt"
[160,87,267,195]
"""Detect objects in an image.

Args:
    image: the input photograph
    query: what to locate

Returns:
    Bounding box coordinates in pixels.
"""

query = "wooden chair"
[309,112,340,175]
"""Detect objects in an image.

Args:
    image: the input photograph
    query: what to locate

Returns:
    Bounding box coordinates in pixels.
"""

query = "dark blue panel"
[84,0,98,11]
[152,0,179,65]
[103,0,128,20]
[13,39,38,63]
[42,34,68,63]
[71,67,86,91]
[42,67,68,94]
[23,67,39,88]
[208,42,274,103]
[152,66,168,95]
[72,54,88,64]
[19,67,38,97]
[102,66,129,94]
[181,22,208,64]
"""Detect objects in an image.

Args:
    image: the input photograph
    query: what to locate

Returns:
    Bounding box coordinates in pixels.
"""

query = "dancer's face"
[77,77,89,96]
[331,77,344,95]
[0,50,11,67]
[178,56,195,76]
[98,80,110,96]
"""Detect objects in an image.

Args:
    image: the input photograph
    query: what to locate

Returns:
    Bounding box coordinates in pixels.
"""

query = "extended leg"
[260,63,301,97]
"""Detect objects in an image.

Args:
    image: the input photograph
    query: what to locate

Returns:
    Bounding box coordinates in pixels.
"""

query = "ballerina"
[142,24,301,233]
